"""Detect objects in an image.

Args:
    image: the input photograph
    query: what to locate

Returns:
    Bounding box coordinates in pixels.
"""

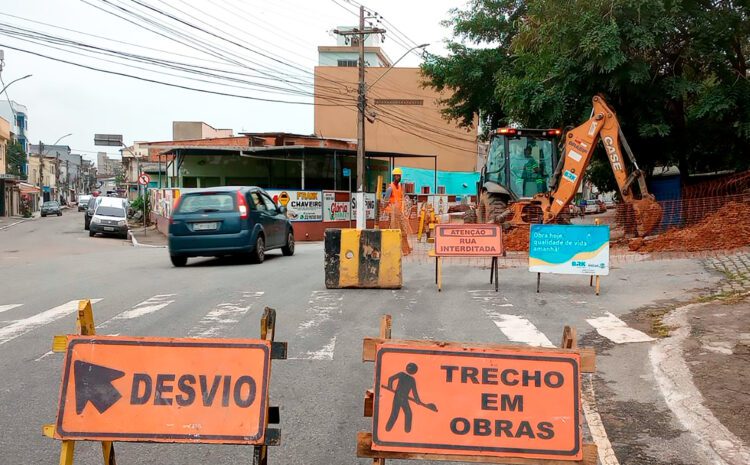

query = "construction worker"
[383,167,412,255]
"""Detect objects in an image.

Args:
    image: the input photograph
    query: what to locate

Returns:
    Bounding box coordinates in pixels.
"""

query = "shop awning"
[19,183,41,194]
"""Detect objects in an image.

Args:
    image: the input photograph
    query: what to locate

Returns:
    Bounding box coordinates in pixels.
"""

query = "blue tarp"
[400,167,479,196]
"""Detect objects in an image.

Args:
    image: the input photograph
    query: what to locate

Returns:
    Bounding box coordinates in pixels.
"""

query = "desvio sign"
[371,342,582,461]
[55,336,270,444]
[434,224,503,257]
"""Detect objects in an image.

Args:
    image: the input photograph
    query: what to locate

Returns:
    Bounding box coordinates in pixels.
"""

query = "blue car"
[168,186,294,267]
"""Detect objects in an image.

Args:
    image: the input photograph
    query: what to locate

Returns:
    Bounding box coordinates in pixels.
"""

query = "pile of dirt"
[630,201,750,252]
[505,227,530,252]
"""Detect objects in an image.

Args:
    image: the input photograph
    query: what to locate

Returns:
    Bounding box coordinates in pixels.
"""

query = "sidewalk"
[0,212,40,230]
[128,224,167,247]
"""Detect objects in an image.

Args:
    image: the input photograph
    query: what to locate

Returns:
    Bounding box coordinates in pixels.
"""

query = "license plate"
[193,222,218,231]
[103,227,115,231]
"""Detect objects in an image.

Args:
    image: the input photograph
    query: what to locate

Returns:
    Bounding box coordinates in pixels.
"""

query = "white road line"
[582,375,621,465]
[586,312,655,344]
[492,314,555,347]
[188,291,264,338]
[0,304,22,314]
[0,299,103,346]
[470,291,553,347]
[104,294,176,323]
[651,303,750,465]
[34,350,55,362]
[291,291,342,360]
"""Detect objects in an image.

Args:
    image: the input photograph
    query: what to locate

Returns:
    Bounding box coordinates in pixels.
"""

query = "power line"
[0,43,356,106]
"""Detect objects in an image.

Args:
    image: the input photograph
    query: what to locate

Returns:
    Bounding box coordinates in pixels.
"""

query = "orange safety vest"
[387,182,403,209]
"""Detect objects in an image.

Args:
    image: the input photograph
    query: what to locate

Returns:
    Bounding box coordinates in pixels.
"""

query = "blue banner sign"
[529,224,609,275]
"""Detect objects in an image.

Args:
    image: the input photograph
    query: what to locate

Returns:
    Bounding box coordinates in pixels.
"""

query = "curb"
[128,230,167,248]
[0,214,39,231]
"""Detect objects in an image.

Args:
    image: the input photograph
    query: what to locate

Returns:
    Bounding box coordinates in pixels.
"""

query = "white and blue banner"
[529,224,610,275]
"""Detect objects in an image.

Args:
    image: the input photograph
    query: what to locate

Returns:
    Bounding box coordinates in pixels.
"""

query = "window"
[437,186,446,194]
[250,192,266,211]
[421,186,430,194]
[261,194,278,211]
[175,194,235,214]
[95,206,125,217]
[337,59,358,67]
[402,182,415,194]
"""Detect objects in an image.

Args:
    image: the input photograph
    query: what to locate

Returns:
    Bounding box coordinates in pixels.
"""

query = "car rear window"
[176,193,236,214]
[96,206,125,217]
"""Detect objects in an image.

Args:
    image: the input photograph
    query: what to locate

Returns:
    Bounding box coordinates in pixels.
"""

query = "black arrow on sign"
[74,360,125,415]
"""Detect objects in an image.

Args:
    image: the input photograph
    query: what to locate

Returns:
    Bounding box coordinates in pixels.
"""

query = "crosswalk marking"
[0,299,103,346]
[492,314,555,348]
[105,294,176,323]
[188,292,264,338]
[0,304,22,314]
[586,312,655,344]
[290,290,342,360]
[470,290,553,347]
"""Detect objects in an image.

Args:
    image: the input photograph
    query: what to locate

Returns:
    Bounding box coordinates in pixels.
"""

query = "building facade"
[0,100,29,154]
[314,34,479,196]
[172,121,234,141]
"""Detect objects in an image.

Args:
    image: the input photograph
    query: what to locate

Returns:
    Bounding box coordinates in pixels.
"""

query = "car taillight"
[170,197,182,224]
[497,128,517,135]
[237,191,249,219]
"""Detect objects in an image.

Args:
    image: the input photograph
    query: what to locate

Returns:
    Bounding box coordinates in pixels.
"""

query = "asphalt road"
[0,211,728,464]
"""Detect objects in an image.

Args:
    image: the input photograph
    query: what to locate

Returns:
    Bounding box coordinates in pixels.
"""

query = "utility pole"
[334,8,385,229]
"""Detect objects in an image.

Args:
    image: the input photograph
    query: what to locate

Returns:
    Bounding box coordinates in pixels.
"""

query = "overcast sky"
[0,0,463,162]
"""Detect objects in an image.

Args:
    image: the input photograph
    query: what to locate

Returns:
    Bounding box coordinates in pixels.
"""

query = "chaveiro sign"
[267,190,323,222]
[372,342,582,461]
[55,336,271,444]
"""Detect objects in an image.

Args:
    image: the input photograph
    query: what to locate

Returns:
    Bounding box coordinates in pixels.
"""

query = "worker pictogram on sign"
[138,173,151,185]
[372,343,581,460]
[55,336,271,444]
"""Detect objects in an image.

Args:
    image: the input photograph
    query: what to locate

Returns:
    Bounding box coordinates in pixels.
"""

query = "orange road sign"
[55,336,271,444]
[372,342,581,461]
[434,224,503,257]
[278,191,290,207]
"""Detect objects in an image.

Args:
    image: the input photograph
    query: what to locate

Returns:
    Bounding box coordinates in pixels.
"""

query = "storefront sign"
[529,224,610,275]
[323,191,351,222]
[267,190,323,222]
[351,193,376,220]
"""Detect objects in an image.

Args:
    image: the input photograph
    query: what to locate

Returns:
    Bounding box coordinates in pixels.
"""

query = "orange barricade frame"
[358,315,598,465]
[43,300,286,465]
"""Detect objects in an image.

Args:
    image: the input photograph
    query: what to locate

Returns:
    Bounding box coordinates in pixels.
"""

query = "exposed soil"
[630,201,750,252]
[504,227,530,252]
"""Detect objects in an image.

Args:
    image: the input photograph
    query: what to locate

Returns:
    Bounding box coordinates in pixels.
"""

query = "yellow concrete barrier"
[324,229,402,289]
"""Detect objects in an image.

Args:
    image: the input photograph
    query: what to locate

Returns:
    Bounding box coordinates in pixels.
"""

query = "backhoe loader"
[476,95,663,236]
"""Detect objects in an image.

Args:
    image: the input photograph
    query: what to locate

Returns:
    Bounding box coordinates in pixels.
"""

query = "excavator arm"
[538,95,663,236]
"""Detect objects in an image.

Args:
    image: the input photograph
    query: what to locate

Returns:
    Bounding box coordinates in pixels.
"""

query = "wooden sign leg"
[254,307,277,465]
[58,440,75,465]
[495,256,499,292]
[536,272,541,293]
[372,315,392,465]
[437,257,443,292]
[76,300,117,465]
[595,276,601,296]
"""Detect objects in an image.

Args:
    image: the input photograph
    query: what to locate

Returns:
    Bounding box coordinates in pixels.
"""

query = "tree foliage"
[422,0,750,184]
[5,141,26,177]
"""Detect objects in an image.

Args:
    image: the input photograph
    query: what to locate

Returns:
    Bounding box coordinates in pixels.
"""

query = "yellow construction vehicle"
[477,95,662,236]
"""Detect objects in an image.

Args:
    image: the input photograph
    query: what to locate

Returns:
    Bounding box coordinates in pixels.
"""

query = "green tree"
[423,0,750,184]
[5,141,27,177]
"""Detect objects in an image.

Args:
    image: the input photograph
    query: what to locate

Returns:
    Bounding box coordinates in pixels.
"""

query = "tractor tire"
[478,191,510,224]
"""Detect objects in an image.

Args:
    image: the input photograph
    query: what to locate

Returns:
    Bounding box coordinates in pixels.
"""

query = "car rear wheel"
[170,255,188,267]
[250,235,265,264]
[58,212,62,216]
[41,214,46,217]
[281,231,295,256]
[89,230,95,237]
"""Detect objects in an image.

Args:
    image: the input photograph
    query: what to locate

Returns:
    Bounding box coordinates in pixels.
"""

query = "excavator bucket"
[632,197,663,237]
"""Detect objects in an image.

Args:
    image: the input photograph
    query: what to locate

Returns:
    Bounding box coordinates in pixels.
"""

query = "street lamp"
[0,73,32,96]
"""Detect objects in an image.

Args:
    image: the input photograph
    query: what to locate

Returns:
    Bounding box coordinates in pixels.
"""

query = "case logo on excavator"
[602,136,623,171]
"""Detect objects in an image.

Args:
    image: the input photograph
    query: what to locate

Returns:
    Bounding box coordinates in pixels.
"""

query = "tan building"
[314,43,477,173]
[172,121,233,141]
